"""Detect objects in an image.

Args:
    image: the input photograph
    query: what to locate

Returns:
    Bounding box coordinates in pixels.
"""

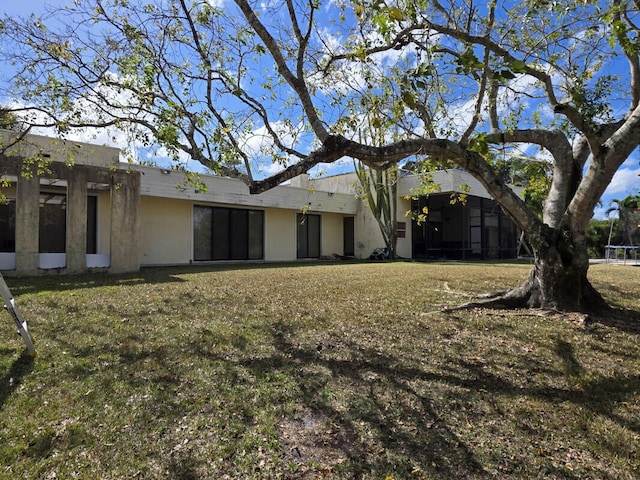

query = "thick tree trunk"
[498,255,607,312]
[467,226,608,313]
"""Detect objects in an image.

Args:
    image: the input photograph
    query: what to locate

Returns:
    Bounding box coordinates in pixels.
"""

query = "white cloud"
[602,165,640,198]
[308,157,354,179]
[3,70,203,167]
[205,0,225,8]
[592,158,640,218]
[144,144,191,164]
[237,119,309,172]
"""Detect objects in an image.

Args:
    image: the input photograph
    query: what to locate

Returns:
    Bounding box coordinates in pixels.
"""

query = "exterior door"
[343,217,354,256]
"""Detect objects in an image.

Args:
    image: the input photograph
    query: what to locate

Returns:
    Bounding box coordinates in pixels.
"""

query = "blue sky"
[1,1,50,16]
[2,1,639,218]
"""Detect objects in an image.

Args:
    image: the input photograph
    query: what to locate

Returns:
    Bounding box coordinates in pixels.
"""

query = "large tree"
[1,0,640,312]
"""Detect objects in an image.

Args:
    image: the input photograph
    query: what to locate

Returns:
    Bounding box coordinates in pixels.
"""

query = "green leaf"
[469,133,489,156]
[401,91,417,109]
[509,60,527,73]
[387,6,404,22]
[497,69,516,81]
[456,48,484,73]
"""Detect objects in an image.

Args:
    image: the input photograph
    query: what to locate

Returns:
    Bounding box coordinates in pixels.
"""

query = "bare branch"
[233,0,327,142]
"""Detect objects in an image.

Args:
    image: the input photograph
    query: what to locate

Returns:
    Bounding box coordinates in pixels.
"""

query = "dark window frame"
[343,216,355,257]
[0,199,16,253]
[87,195,98,254]
[193,205,264,261]
[39,191,67,253]
[297,213,321,258]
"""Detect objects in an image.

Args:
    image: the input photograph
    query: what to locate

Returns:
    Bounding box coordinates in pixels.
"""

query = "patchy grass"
[0,262,639,479]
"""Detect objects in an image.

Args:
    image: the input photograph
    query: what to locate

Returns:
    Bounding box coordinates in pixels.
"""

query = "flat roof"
[136,164,359,215]
[0,129,120,168]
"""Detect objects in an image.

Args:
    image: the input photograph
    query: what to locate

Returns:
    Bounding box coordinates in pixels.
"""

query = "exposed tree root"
[424,293,640,334]
[442,267,610,315]
[432,264,640,333]
[438,287,640,338]
[440,292,596,330]
[441,287,535,313]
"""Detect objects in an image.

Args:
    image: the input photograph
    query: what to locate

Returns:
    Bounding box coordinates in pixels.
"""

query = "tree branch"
[233,0,328,142]
[613,1,640,111]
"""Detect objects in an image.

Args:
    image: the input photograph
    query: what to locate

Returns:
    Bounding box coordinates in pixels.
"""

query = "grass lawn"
[1,262,639,479]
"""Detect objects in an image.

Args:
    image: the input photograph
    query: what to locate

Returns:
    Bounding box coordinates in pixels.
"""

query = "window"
[297,213,321,258]
[1,193,97,255]
[343,217,354,256]
[39,192,66,253]
[194,206,213,261]
[87,196,97,254]
[193,206,264,261]
[0,199,16,252]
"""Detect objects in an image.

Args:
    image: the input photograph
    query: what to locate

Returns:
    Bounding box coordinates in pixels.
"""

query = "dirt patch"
[279,406,357,478]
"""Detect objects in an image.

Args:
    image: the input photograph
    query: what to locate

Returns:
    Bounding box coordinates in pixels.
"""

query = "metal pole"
[0,273,36,354]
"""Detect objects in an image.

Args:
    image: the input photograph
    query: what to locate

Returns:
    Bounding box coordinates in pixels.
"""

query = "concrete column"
[109,171,141,273]
[15,173,39,276]
[66,170,88,274]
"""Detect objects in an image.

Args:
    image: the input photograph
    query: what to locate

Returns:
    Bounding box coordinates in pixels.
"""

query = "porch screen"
[193,206,264,261]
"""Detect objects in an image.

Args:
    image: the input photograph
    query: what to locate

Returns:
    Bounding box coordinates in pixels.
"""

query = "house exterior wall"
[1,136,140,275]
[137,199,353,265]
[1,129,119,168]
[1,132,519,275]
[137,165,358,215]
[0,183,16,196]
[397,169,494,200]
[139,197,192,266]
[312,171,415,259]
[354,203,385,258]
[66,168,88,274]
[353,197,415,259]
[15,174,39,275]
[302,172,357,195]
[136,166,359,264]
[107,170,141,273]
[320,212,345,258]
[265,209,295,262]
[1,131,361,274]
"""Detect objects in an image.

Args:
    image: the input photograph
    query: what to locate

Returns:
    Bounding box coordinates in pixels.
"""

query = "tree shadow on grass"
[3,269,190,296]
[591,306,640,334]
[238,324,489,478]
[228,322,640,479]
[554,337,585,377]
[0,350,35,410]
[34,311,639,479]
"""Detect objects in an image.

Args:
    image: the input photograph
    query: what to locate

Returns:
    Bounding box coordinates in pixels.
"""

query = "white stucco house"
[0,130,519,276]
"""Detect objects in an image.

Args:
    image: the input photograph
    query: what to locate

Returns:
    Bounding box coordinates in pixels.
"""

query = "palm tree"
[605,195,640,247]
